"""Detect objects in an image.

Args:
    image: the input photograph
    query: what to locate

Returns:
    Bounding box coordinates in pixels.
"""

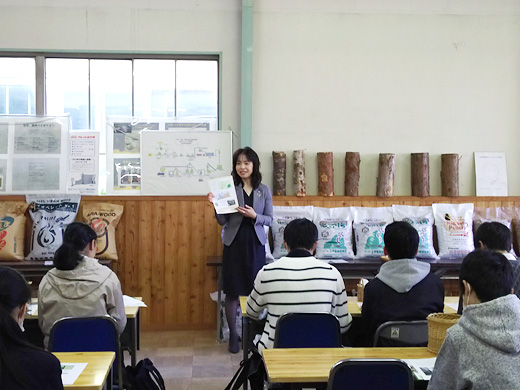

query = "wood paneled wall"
[3,195,520,330]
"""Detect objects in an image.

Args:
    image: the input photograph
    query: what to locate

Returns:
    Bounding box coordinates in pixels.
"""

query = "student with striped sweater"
[246,218,352,352]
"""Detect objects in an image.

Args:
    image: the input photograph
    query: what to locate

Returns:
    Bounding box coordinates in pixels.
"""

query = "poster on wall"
[67,131,99,195]
[140,130,232,195]
[474,152,508,196]
[0,116,70,194]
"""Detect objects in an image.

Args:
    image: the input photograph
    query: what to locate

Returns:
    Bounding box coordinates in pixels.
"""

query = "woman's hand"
[237,205,257,220]
[207,192,215,204]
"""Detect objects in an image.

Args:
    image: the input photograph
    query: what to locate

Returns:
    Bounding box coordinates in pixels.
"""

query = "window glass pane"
[0,57,35,115]
[46,58,89,129]
[90,59,132,153]
[176,60,218,117]
[134,60,175,118]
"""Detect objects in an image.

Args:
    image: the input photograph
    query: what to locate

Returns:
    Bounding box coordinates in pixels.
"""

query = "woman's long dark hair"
[231,146,262,189]
[0,266,37,388]
[53,222,97,271]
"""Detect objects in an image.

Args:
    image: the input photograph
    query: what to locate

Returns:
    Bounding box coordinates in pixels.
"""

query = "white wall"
[1,0,520,196]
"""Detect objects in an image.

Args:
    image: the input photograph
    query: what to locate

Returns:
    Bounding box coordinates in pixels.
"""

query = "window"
[0,57,36,115]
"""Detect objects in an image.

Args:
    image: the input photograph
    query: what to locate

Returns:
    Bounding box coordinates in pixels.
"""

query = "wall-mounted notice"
[67,131,99,194]
[140,130,232,195]
[475,152,508,196]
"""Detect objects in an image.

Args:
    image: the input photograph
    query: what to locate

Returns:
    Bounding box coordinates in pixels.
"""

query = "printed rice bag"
[26,194,81,260]
[474,206,516,256]
[432,203,474,259]
[392,205,438,259]
[271,206,314,259]
[83,203,124,261]
[313,207,354,259]
[0,202,29,261]
[351,207,393,259]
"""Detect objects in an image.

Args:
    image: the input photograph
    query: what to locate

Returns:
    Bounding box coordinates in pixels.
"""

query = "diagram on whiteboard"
[140,130,232,195]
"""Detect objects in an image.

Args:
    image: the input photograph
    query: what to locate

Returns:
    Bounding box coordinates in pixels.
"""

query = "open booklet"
[208,176,239,214]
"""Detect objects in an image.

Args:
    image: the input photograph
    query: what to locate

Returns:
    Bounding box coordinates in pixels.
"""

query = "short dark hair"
[283,218,318,251]
[231,146,262,189]
[474,221,512,252]
[383,221,419,260]
[459,250,513,303]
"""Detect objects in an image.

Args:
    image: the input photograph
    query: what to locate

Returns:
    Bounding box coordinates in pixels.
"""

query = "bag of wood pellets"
[83,203,124,261]
[433,203,474,259]
[271,206,314,259]
[351,207,393,259]
[313,207,354,259]
[26,195,81,260]
[0,202,29,261]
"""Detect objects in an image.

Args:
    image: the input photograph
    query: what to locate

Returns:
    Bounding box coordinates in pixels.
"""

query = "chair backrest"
[273,312,342,348]
[327,358,414,390]
[48,316,122,387]
[373,320,428,347]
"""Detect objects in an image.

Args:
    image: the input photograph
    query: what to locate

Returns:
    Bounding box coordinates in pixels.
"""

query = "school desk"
[262,347,436,385]
[53,351,115,390]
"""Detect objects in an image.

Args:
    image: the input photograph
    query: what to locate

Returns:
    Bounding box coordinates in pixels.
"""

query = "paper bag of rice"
[83,203,124,261]
[392,205,438,259]
[0,202,29,261]
[351,207,393,259]
[474,206,516,256]
[271,206,314,259]
[313,207,354,259]
[433,203,474,259]
[26,195,81,260]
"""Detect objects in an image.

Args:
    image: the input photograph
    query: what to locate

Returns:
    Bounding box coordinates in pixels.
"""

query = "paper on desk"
[61,362,88,385]
[124,295,147,307]
[26,303,38,315]
[403,358,436,381]
[208,176,239,214]
[445,302,458,311]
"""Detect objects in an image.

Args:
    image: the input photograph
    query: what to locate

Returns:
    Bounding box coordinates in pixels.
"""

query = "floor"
[137,330,242,390]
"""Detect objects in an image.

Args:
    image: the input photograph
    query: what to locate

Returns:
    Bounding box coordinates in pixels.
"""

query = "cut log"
[376,153,395,197]
[317,152,334,196]
[272,151,286,196]
[411,152,430,197]
[344,152,360,196]
[441,153,459,197]
[293,150,306,197]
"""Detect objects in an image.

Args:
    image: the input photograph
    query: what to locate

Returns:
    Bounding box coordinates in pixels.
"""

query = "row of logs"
[272,151,460,197]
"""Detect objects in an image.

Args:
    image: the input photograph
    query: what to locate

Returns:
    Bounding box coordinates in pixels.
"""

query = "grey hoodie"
[428,295,520,390]
[38,256,127,348]
[376,258,430,293]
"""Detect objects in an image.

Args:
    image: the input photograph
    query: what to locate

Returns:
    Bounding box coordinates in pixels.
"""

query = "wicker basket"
[427,312,461,353]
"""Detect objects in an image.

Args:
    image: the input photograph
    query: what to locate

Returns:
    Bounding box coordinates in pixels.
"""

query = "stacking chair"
[373,320,428,347]
[327,358,414,390]
[48,316,122,389]
[273,312,342,348]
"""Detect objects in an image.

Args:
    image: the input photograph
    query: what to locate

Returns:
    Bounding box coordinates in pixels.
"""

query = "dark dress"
[222,189,266,297]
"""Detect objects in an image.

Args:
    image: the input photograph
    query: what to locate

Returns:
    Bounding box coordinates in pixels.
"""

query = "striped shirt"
[246,251,352,351]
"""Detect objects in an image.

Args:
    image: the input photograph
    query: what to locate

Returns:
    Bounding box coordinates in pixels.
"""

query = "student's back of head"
[474,221,513,252]
[53,222,97,271]
[460,250,513,303]
[383,221,419,260]
[283,218,318,252]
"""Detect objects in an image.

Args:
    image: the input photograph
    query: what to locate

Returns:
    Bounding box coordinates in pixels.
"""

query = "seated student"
[361,221,444,346]
[0,266,63,390]
[246,218,352,352]
[428,250,520,390]
[474,221,520,298]
[38,222,126,349]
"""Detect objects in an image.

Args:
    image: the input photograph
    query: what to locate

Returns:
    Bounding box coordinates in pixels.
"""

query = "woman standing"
[38,222,127,349]
[0,267,63,389]
[209,147,273,353]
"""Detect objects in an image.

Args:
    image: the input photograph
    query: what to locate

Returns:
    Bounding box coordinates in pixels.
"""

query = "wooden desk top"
[263,347,436,383]
[239,296,458,318]
[53,351,115,390]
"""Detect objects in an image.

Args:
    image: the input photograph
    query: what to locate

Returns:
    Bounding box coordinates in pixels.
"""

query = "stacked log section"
[293,150,306,196]
[317,152,334,196]
[376,153,395,197]
[272,151,286,196]
[441,154,459,197]
[411,153,430,197]
[344,152,360,196]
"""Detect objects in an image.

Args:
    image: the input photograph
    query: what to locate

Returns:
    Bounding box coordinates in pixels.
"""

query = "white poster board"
[67,131,99,194]
[474,152,508,196]
[140,130,232,195]
[0,116,70,194]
